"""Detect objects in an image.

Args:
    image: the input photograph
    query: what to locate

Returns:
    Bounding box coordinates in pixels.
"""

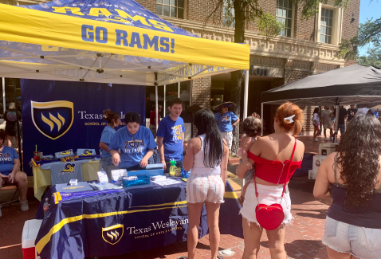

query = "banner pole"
[13,80,22,171]
[178,82,180,98]
[163,85,166,117]
[2,77,5,114]
[155,85,159,131]
[243,70,249,120]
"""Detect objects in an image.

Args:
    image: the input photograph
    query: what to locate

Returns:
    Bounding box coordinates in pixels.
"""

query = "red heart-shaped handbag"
[253,138,297,231]
[255,203,285,230]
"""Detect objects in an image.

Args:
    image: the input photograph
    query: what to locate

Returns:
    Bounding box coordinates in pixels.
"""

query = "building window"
[276,0,293,37]
[222,0,235,27]
[320,8,333,44]
[156,0,185,19]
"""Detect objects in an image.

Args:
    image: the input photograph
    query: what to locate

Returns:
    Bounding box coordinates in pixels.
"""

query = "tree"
[339,17,381,61]
[357,42,381,68]
[206,0,349,154]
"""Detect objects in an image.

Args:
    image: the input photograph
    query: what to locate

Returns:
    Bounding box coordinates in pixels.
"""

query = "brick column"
[191,77,211,109]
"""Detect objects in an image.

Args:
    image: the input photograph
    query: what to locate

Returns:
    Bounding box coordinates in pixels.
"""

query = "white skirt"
[240,182,293,227]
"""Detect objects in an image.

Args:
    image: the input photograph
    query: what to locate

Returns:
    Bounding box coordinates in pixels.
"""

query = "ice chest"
[22,219,42,259]
[128,168,164,177]
[312,155,327,171]
[318,143,338,156]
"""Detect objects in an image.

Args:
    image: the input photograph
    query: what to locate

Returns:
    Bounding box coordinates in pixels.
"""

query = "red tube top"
[248,151,302,184]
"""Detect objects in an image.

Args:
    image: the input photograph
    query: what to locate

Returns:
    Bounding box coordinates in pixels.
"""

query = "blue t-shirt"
[215,111,238,132]
[100,126,116,158]
[157,116,185,161]
[109,126,157,169]
[0,146,18,175]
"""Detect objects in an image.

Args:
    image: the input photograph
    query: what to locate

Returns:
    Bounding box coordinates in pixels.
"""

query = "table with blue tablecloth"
[34,179,243,259]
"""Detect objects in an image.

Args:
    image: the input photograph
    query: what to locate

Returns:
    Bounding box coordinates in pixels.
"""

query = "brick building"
[141,0,360,133]
[1,0,360,132]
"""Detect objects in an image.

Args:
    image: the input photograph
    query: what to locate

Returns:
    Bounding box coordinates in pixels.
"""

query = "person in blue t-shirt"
[157,98,185,172]
[109,112,157,171]
[214,102,240,151]
[0,130,28,217]
[99,109,121,172]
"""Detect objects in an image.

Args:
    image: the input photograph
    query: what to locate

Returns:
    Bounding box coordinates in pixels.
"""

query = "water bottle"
[43,198,50,217]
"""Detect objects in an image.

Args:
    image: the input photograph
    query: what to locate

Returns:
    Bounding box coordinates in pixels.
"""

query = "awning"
[261,64,381,106]
[0,0,250,86]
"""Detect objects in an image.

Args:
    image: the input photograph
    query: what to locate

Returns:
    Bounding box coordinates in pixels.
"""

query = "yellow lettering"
[52,7,84,15]
[88,8,112,17]
[149,19,173,32]
[115,9,151,26]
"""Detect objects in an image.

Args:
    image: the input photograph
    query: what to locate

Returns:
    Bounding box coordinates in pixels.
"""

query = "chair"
[0,184,19,208]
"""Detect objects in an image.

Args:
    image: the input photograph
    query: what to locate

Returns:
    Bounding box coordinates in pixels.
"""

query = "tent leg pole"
[261,103,264,136]
[335,105,339,143]
[155,85,159,131]
[243,70,249,120]
[178,82,180,98]
[2,77,5,114]
[163,85,166,117]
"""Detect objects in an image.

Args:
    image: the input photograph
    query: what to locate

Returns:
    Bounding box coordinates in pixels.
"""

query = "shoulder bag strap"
[281,138,297,198]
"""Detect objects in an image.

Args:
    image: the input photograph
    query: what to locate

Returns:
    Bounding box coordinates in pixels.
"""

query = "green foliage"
[357,43,381,68]
[339,18,381,61]
[257,13,284,38]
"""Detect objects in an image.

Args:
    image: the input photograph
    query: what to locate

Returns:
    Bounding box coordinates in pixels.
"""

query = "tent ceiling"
[0,0,250,86]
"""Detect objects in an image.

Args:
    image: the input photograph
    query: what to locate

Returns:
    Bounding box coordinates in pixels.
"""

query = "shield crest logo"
[102,224,124,245]
[31,101,74,140]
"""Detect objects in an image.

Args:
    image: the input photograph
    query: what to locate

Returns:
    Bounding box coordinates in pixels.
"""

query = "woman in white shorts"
[183,109,229,259]
[314,115,381,259]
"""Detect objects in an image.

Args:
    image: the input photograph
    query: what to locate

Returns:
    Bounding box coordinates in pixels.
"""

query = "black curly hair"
[336,114,381,208]
[242,116,262,137]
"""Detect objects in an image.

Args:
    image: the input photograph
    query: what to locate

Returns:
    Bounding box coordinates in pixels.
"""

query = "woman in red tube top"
[236,102,305,259]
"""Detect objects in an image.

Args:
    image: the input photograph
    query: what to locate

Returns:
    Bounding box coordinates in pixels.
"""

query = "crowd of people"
[312,104,380,142]
[97,100,381,259]
[2,96,379,258]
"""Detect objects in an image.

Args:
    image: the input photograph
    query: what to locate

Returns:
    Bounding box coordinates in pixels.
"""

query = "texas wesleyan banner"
[34,181,242,259]
[21,79,146,175]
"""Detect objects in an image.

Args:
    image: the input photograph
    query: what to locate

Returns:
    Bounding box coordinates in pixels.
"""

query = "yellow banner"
[0,4,250,70]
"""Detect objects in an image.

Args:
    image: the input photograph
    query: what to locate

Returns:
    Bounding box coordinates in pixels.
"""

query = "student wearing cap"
[214,102,240,152]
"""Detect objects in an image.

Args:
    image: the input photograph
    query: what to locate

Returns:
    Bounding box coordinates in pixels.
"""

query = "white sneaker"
[314,138,318,142]
[324,137,329,141]
[19,198,29,212]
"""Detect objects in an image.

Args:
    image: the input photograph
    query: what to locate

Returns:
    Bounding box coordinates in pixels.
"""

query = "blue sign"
[21,80,146,175]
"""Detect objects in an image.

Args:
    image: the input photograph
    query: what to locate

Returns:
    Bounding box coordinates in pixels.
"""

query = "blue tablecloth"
[35,180,243,259]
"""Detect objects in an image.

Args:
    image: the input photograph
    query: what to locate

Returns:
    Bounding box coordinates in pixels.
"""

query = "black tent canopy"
[261,64,381,106]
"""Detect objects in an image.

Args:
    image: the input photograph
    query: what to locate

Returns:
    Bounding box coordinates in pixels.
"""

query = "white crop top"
[191,134,221,175]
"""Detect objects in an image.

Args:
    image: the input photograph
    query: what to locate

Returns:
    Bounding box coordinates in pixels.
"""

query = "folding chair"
[0,184,19,208]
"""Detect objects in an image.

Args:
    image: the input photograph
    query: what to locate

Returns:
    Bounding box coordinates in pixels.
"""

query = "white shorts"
[322,216,381,259]
[186,174,225,204]
[220,131,233,150]
[240,183,293,227]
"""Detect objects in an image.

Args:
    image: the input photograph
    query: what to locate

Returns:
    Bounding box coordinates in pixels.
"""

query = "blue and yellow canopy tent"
[0,0,250,130]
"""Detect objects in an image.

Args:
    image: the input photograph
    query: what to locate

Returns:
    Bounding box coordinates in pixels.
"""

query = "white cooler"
[309,155,327,179]
[22,219,42,259]
[318,143,338,156]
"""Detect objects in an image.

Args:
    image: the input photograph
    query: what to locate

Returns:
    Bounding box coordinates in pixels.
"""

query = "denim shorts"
[322,216,381,259]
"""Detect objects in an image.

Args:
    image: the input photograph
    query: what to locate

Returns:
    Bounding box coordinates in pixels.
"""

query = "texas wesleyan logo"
[31,101,74,140]
[0,153,11,161]
[60,163,75,175]
[102,224,124,245]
